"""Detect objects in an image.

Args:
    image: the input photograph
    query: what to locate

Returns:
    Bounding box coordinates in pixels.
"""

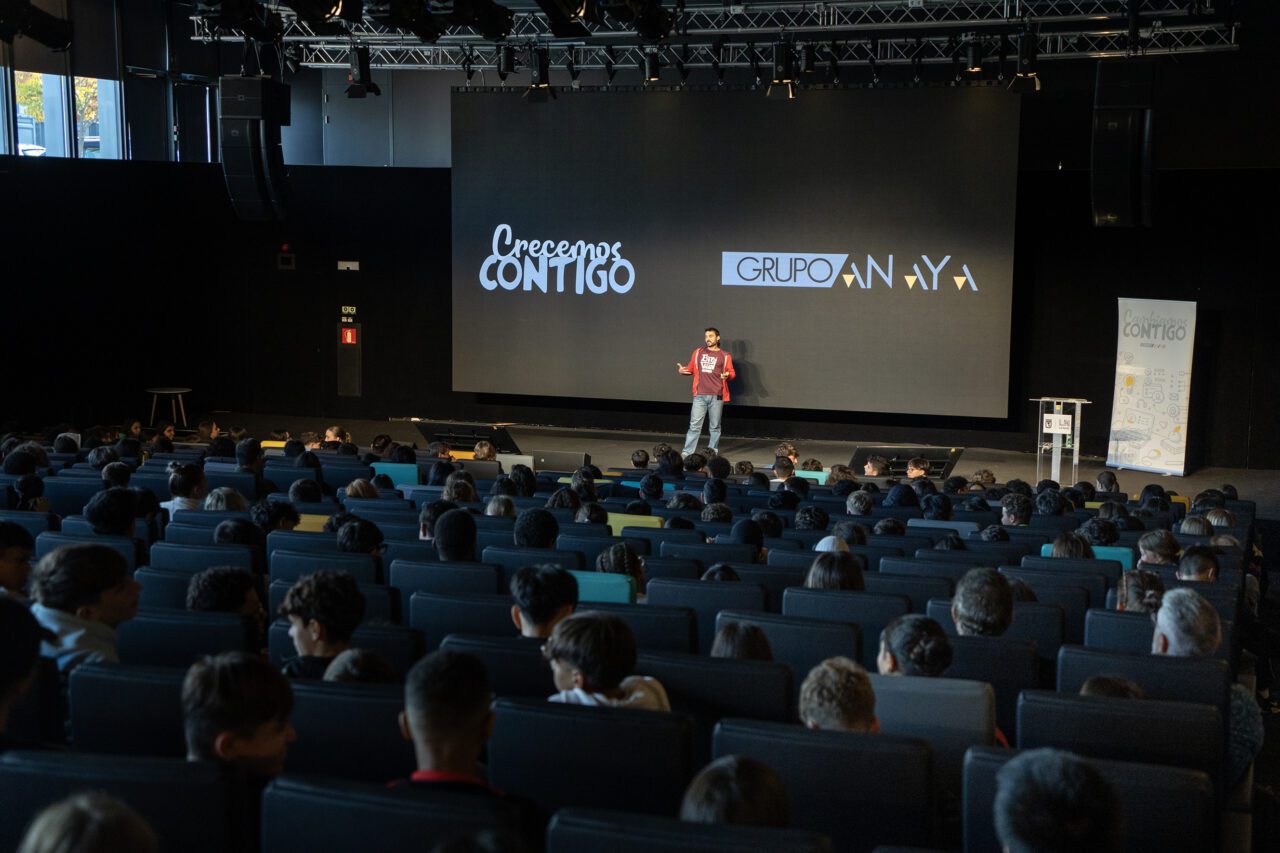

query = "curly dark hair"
[278,570,366,643]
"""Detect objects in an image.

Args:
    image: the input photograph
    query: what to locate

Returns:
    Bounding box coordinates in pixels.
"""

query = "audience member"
[509,565,578,639]
[419,500,459,541]
[799,657,878,733]
[994,748,1121,853]
[596,542,646,594]
[30,545,138,673]
[513,509,559,548]
[186,566,266,646]
[877,614,953,677]
[1116,569,1164,614]
[337,518,385,556]
[680,755,790,828]
[17,793,159,853]
[1176,545,1219,582]
[709,622,773,661]
[183,651,295,777]
[1050,532,1094,560]
[278,571,366,679]
[0,598,51,751]
[1080,676,1145,700]
[952,568,1013,637]
[205,487,248,513]
[804,551,865,591]
[544,611,669,710]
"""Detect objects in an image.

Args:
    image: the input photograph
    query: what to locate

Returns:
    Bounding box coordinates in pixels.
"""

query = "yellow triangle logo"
[954,275,967,290]
[905,275,917,290]
[842,274,855,288]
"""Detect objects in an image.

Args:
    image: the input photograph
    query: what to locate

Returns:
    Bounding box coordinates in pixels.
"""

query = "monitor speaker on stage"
[412,421,522,454]
[218,76,291,222]
[1091,59,1156,228]
[848,446,964,481]
[529,450,590,472]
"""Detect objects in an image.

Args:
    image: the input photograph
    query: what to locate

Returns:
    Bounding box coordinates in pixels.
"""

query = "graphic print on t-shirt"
[700,352,719,374]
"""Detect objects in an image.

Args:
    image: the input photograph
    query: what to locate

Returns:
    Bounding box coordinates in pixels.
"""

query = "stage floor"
[216,411,1280,518]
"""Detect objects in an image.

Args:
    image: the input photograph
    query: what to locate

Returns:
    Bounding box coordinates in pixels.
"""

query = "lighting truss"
[190,1,1238,70]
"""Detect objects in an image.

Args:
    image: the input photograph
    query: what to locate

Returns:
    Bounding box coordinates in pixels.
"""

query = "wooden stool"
[147,387,191,427]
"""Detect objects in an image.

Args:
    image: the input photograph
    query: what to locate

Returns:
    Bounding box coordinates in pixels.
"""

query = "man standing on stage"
[677,327,735,456]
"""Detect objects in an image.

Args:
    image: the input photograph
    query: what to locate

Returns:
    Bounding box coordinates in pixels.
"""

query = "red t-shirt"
[691,347,729,397]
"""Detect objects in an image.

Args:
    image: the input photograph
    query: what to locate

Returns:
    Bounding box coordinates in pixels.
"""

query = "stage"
[214,411,1280,518]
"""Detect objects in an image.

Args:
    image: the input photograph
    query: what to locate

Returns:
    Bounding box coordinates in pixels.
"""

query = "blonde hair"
[472,440,497,461]
[204,487,247,512]
[344,479,378,500]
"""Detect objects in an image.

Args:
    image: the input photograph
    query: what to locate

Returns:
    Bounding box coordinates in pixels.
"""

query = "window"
[13,71,70,157]
[0,63,9,156]
[73,76,123,159]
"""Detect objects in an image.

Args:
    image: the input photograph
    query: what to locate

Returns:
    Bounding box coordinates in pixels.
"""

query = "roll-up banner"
[1106,298,1197,476]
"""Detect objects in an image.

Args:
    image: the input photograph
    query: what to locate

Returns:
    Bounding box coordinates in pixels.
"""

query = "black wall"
[1,48,1277,469]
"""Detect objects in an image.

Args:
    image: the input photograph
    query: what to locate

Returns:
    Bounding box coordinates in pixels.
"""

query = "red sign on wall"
[340,327,358,346]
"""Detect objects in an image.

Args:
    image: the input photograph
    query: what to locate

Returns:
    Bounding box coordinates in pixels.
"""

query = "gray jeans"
[683,395,724,455]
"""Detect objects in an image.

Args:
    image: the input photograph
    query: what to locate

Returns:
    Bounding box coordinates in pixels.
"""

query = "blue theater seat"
[782,589,912,670]
[645,578,767,654]
[546,808,832,853]
[269,549,379,584]
[287,681,415,782]
[68,663,186,757]
[409,592,519,652]
[716,611,860,691]
[944,635,1039,738]
[862,573,954,613]
[439,634,553,698]
[585,602,697,654]
[118,609,255,667]
[149,542,255,573]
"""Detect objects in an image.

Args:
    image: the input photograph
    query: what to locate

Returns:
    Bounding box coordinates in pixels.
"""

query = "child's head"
[709,623,772,661]
[186,567,264,628]
[595,542,645,592]
[509,565,578,638]
[433,509,477,562]
[31,544,139,627]
[278,570,365,657]
[680,755,790,828]
[878,614,952,677]
[84,488,137,537]
[182,652,295,776]
[402,649,493,766]
[17,792,158,853]
[336,519,385,555]
[799,656,878,733]
[0,521,35,593]
[543,611,637,694]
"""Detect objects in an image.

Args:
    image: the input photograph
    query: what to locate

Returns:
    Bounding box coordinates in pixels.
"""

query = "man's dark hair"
[631,449,650,468]
[0,520,35,552]
[880,614,953,677]
[434,509,477,562]
[101,461,132,489]
[705,326,720,336]
[544,611,637,691]
[831,480,857,498]
[509,565,579,625]
[489,477,519,499]
[183,652,294,762]
[1177,544,1220,581]
[667,492,704,512]
[84,487,137,537]
[1080,517,1119,546]
[639,474,665,500]
[235,438,264,468]
[684,453,707,473]
[187,567,257,612]
[793,505,829,531]
[288,478,324,505]
[337,518,384,554]
[166,462,204,499]
[701,502,733,523]
[830,519,867,547]
[882,484,919,509]
[1035,490,1066,516]
[707,456,732,480]
[873,517,906,536]
[282,440,305,458]
[921,493,952,521]
[953,567,1013,636]
[680,754,790,828]
[782,476,810,500]
[419,500,459,537]
[1005,478,1034,497]
[214,518,265,550]
[322,511,358,534]
[771,457,794,480]
[425,441,451,459]
[864,455,889,476]
[1035,479,1061,495]
[2,450,37,476]
[657,450,685,477]
[980,524,1010,542]
[994,748,1121,853]
[207,436,236,459]
[1001,493,1033,525]
[404,649,491,743]
[514,509,559,549]
[278,571,366,643]
[87,446,120,470]
[767,490,800,511]
[942,476,969,495]
[30,551,126,616]
[52,434,79,454]
[624,500,651,516]
[702,478,728,505]
[750,510,783,538]
[250,500,300,533]
[545,487,581,511]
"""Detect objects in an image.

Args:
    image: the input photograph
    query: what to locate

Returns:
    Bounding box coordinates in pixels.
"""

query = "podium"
[1031,397,1090,486]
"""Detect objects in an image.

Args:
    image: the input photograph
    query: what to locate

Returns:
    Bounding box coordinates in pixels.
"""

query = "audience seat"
[0,751,234,853]
[118,609,255,667]
[409,592,518,652]
[1055,646,1231,717]
[261,774,529,853]
[863,573,954,613]
[287,681,416,782]
[1019,555,1124,586]
[171,510,253,528]
[160,523,218,546]
[41,477,105,517]
[488,698,695,816]
[645,578,767,653]
[204,470,256,501]
[1083,608,1162,654]
[381,539,438,565]
[765,549,826,572]
[715,611,860,690]
[481,546,585,581]
[0,508,52,538]
[944,635,1039,739]
[962,746,1216,853]
[639,556,702,582]
[546,807,832,853]
[557,534,638,568]
[68,664,186,757]
[870,673,995,794]
[999,567,1106,609]
[781,589,912,670]
[267,579,397,625]
[36,531,137,570]
[619,526,703,552]
[713,718,936,852]
[269,549,379,584]
[1016,690,1224,795]
[585,602,697,654]
[1024,584,1089,646]
[439,634,553,698]
[723,565,805,612]
[389,560,504,621]
[878,557,975,583]
[659,541,758,566]
[927,600,1064,685]
[569,570,636,604]
[266,530,338,557]
[148,542,255,574]
[136,567,202,609]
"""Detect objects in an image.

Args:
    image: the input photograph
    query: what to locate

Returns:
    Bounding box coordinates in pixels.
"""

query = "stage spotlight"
[497,43,516,78]
[0,0,72,49]
[283,44,302,73]
[643,49,660,82]
[462,54,476,83]
[524,46,555,101]
[767,42,796,99]
[596,0,672,43]
[1127,0,1142,54]
[196,1,284,43]
[965,36,983,72]
[1008,29,1041,92]
[565,53,581,88]
[604,45,617,84]
[798,42,818,76]
[366,0,446,43]
[675,45,690,86]
[748,46,761,87]
[531,0,590,37]
[346,45,382,96]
